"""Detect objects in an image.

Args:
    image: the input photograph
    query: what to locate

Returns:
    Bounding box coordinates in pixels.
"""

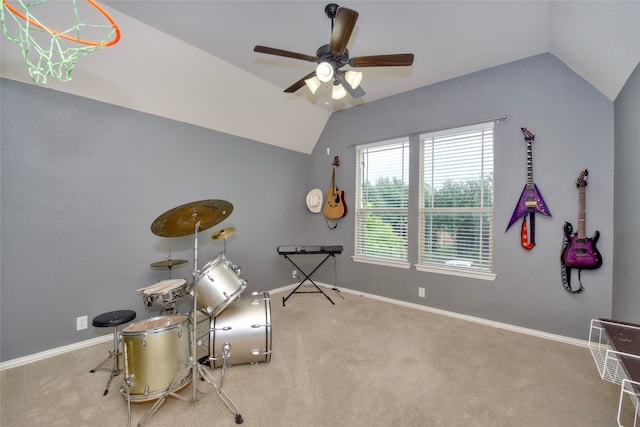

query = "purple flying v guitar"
[506,128,552,236]
[561,169,602,270]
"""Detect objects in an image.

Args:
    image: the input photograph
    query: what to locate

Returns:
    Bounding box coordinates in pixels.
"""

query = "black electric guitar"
[561,169,602,270]
[324,156,347,219]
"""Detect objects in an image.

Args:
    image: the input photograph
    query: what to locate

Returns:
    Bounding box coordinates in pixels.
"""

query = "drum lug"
[142,333,147,347]
[251,323,271,328]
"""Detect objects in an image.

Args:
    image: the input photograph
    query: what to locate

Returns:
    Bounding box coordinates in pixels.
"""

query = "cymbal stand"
[189,219,243,424]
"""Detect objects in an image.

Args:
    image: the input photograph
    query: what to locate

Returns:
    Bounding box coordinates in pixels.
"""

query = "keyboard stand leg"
[281,254,335,306]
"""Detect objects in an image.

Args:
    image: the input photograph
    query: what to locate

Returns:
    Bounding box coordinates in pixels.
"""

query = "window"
[354,138,411,268]
[417,122,494,279]
[353,121,495,280]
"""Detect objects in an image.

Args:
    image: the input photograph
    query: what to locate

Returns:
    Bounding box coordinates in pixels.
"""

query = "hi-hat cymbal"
[211,227,236,240]
[150,259,188,268]
[151,199,233,237]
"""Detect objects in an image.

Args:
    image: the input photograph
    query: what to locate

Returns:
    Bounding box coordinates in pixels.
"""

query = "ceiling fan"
[253,3,414,100]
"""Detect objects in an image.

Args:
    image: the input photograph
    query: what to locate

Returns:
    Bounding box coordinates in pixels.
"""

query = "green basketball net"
[1,0,120,84]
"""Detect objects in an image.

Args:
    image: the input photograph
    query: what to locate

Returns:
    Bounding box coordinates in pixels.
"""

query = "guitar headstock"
[521,127,535,142]
[333,156,340,167]
[576,169,589,188]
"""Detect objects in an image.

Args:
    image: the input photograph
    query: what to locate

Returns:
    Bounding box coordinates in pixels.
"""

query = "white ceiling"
[2,1,639,154]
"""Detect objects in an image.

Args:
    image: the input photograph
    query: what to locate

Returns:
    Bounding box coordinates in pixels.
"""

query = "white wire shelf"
[589,318,640,427]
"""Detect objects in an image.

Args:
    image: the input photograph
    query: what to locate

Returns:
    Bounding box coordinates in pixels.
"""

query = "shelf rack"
[589,318,640,427]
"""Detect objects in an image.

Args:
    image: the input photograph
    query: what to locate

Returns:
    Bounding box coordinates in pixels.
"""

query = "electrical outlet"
[76,315,88,331]
[292,270,298,279]
[418,287,426,298]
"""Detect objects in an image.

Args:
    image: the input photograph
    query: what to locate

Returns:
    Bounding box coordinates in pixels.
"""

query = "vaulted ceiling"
[2,1,639,154]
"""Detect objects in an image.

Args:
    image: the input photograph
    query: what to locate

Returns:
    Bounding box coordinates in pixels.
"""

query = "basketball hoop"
[1,0,121,84]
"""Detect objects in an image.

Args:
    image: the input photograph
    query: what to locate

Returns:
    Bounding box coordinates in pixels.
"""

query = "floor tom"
[120,315,191,401]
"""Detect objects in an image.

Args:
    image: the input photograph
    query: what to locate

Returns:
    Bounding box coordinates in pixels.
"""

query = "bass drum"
[120,315,191,401]
[209,291,272,368]
[196,252,247,317]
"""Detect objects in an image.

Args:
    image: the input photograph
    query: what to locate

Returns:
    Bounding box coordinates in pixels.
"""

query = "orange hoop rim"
[2,0,120,47]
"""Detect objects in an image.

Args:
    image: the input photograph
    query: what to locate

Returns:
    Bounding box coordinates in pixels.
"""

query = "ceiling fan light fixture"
[305,76,322,94]
[316,61,334,83]
[332,82,347,100]
[345,70,363,89]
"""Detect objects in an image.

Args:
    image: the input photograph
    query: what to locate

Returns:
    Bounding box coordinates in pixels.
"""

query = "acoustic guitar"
[324,156,347,219]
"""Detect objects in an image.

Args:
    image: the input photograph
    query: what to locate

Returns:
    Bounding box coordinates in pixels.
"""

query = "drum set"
[117,200,272,426]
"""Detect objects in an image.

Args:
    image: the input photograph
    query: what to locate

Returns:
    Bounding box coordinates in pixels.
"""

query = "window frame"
[352,121,496,281]
[416,122,496,280]
[353,137,411,269]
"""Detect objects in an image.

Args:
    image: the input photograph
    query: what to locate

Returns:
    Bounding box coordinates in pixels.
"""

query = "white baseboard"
[0,334,112,371]
[1,283,587,371]
[270,282,589,348]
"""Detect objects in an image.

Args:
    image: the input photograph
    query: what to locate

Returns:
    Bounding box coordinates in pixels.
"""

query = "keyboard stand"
[280,252,336,306]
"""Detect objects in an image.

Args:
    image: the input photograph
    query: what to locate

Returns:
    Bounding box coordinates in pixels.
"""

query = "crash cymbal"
[150,259,188,268]
[151,199,233,237]
[211,227,236,240]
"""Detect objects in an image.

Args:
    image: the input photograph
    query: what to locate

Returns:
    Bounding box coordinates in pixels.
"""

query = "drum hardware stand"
[123,344,133,427]
[189,219,243,424]
[132,366,193,427]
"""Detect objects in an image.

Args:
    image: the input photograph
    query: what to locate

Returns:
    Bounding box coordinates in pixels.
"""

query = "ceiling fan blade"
[254,45,317,62]
[284,71,317,93]
[336,73,366,99]
[330,7,359,55]
[349,54,415,67]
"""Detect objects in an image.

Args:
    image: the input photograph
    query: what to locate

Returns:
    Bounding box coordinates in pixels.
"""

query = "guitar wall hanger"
[506,127,552,250]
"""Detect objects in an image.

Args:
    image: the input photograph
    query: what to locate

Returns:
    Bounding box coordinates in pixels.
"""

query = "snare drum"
[208,291,272,368]
[120,315,191,401]
[196,252,247,317]
[139,279,190,307]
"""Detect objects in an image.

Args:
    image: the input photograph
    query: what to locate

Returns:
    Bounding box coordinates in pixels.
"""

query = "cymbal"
[211,227,236,240]
[150,259,188,268]
[151,199,233,237]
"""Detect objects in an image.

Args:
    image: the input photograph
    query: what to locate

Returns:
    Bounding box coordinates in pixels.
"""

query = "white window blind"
[418,122,494,274]
[355,138,410,264]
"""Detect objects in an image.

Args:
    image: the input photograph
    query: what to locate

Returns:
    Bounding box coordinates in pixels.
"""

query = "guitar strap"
[560,233,585,294]
[520,213,535,250]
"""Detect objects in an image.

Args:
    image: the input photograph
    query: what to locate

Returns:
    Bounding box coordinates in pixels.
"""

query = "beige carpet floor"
[0,287,632,426]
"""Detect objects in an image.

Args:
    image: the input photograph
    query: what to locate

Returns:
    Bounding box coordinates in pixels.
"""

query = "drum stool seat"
[89,310,136,396]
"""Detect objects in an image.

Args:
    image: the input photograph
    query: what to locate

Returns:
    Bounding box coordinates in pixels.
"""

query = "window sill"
[352,256,411,269]
[414,264,496,281]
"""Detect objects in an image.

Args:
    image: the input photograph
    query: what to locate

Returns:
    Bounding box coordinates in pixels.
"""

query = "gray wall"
[613,62,640,324]
[0,79,310,361]
[0,51,631,361]
[307,54,615,339]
